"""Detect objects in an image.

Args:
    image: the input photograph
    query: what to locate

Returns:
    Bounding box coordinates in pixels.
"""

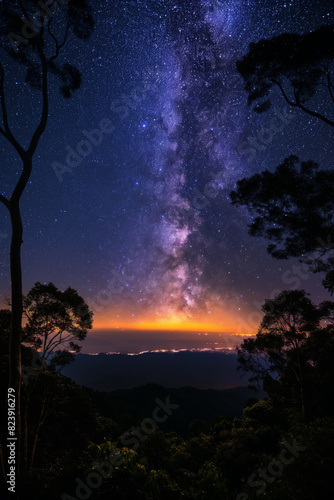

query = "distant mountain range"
[63,351,265,434]
[62,350,249,391]
[86,383,265,434]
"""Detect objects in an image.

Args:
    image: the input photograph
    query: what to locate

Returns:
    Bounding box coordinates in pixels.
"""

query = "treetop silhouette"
[23,281,93,361]
[230,155,334,292]
[236,24,334,127]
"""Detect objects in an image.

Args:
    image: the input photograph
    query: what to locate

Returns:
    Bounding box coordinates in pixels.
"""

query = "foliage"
[237,289,334,423]
[0,0,94,97]
[236,25,334,127]
[23,281,93,362]
[230,155,334,292]
[230,155,334,261]
[13,367,334,499]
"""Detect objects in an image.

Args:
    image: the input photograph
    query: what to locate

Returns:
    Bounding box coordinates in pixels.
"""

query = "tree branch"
[27,31,49,156]
[273,78,334,127]
[0,193,10,209]
[0,64,25,157]
[273,78,297,107]
[48,16,73,63]
[326,74,334,104]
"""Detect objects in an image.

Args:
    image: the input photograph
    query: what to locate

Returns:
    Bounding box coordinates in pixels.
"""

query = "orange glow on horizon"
[93,321,230,332]
[90,302,259,337]
[92,316,256,336]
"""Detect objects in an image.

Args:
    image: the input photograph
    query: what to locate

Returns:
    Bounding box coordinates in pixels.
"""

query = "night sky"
[1,0,334,351]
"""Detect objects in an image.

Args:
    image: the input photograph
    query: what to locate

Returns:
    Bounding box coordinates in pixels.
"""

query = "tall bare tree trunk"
[8,201,23,483]
[0,4,92,494]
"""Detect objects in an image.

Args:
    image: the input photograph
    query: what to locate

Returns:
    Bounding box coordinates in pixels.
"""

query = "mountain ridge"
[62,350,247,391]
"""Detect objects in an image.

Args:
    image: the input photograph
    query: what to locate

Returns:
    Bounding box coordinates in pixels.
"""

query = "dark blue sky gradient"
[1,0,334,344]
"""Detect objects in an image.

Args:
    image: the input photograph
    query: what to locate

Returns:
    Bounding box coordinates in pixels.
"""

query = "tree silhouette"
[237,290,321,420]
[0,0,94,479]
[0,308,11,351]
[23,281,93,362]
[1,281,93,470]
[236,25,334,127]
[230,155,334,291]
[234,26,334,290]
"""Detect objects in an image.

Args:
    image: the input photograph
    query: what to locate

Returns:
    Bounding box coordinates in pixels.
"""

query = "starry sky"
[1,0,334,350]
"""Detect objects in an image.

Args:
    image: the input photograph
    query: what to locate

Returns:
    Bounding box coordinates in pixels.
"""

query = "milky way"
[130,0,249,325]
[1,0,334,339]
